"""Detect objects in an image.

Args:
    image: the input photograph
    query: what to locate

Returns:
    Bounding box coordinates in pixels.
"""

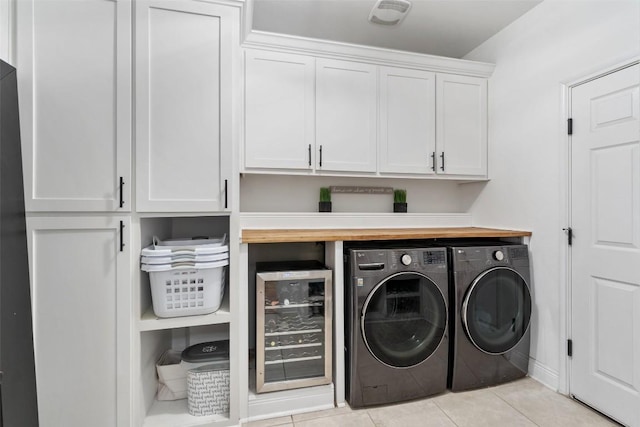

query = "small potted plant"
[319,187,332,212]
[393,189,407,213]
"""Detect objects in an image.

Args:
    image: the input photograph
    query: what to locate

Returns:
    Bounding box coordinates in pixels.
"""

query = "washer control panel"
[423,250,446,265]
[390,248,447,269]
[352,248,447,275]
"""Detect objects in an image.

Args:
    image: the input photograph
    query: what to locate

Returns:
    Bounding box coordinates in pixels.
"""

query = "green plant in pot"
[393,189,407,213]
[319,187,332,212]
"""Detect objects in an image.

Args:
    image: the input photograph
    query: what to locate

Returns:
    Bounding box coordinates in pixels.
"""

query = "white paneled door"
[378,66,436,175]
[28,216,131,427]
[316,59,377,173]
[244,49,315,170]
[136,0,236,212]
[17,0,131,212]
[570,63,640,426]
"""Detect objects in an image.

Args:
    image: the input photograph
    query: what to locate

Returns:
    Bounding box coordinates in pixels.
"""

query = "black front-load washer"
[344,246,448,407]
[448,244,532,391]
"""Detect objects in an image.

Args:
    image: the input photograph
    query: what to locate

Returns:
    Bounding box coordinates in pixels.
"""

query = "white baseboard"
[245,384,335,422]
[528,357,560,391]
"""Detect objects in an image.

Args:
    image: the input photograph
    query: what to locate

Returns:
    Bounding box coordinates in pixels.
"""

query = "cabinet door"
[245,49,315,170]
[27,216,131,427]
[436,74,487,177]
[16,0,131,212]
[136,0,237,212]
[379,67,436,175]
[316,59,377,173]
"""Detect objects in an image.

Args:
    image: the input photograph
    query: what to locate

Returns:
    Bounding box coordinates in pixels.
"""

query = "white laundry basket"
[143,261,227,318]
[141,236,229,318]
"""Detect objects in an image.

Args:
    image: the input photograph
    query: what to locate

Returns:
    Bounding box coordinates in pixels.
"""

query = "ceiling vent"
[368,0,412,26]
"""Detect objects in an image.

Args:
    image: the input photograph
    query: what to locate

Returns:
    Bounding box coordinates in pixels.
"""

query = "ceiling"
[251,0,543,58]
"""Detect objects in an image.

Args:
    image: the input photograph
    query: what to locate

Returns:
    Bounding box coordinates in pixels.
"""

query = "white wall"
[464,0,640,390]
[240,174,485,213]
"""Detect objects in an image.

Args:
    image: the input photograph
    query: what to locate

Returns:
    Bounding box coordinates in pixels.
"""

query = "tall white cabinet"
[17,1,134,426]
[16,0,240,426]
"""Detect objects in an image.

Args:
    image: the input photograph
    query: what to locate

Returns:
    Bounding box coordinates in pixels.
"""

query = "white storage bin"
[156,349,187,400]
[142,260,228,318]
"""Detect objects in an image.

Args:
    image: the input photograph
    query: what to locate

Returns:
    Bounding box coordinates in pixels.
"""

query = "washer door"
[462,267,532,355]
[361,272,447,368]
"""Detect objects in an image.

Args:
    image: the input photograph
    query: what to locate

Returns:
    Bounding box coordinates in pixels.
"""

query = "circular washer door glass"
[361,272,446,368]
[463,267,532,354]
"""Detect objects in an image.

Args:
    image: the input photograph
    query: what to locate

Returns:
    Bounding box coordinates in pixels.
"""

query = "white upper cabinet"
[316,59,377,173]
[244,49,315,170]
[241,48,490,179]
[378,67,436,175]
[436,74,488,177]
[16,0,131,212]
[136,0,237,212]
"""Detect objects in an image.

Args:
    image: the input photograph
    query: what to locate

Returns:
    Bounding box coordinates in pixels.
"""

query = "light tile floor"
[243,378,619,427]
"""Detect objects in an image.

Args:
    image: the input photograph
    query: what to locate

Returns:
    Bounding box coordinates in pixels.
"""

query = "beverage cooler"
[255,261,332,393]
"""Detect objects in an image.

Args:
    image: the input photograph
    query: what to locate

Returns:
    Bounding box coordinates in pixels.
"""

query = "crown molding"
[242,30,495,78]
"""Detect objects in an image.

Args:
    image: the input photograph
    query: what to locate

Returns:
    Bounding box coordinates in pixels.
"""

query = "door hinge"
[567,339,573,357]
[567,118,573,135]
[563,227,573,245]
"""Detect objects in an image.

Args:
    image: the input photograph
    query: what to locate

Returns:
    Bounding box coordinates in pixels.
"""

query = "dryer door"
[462,267,532,355]
[361,272,446,368]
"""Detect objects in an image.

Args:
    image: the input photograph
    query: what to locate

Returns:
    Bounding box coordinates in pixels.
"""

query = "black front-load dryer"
[345,247,448,407]
[448,244,532,392]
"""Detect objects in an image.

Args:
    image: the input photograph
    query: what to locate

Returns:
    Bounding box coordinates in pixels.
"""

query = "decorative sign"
[330,186,394,195]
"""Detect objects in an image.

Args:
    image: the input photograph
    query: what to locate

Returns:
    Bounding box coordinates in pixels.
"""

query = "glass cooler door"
[256,268,332,393]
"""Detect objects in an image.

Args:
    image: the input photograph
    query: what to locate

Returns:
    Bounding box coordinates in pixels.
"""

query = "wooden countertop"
[241,227,532,243]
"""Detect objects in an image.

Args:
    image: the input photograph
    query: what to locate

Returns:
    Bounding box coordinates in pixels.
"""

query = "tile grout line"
[490,388,540,426]
[364,409,379,426]
[431,399,462,426]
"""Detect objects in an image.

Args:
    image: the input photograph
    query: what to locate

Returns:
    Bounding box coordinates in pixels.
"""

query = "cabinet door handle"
[224,179,228,209]
[440,152,445,172]
[431,152,436,171]
[119,221,125,252]
[308,144,312,167]
[319,145,323,167]
[119,176,125,208]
